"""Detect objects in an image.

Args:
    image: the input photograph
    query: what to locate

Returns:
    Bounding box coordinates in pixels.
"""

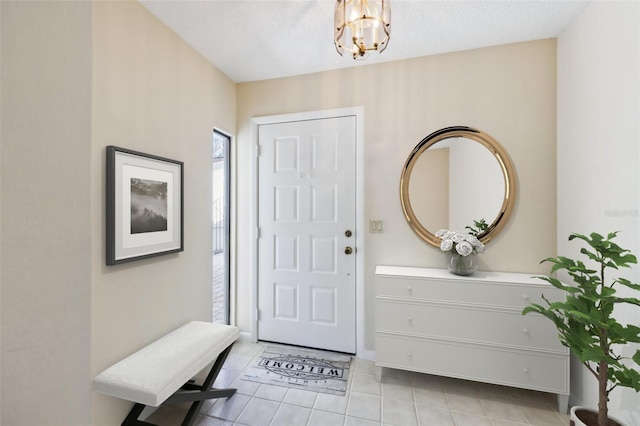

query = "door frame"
[212,128,234,325]
[250,107,369,358]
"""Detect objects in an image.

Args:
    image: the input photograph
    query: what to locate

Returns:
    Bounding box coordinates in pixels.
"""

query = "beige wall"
[1,2,93,424]
[91,2,236,424]
[558,1,640,422]
[236,39,558,348]
[1,1,236,424]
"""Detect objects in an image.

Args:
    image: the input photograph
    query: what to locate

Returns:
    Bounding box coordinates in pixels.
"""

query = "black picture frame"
[106,146,184,265]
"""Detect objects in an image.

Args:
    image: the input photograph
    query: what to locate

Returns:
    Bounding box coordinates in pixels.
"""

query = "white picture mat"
[121,164,174,248]
[114,151,182,261]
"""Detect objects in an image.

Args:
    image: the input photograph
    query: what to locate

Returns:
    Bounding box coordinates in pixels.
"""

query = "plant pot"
[445,252,477,276]
[570,406,624,426]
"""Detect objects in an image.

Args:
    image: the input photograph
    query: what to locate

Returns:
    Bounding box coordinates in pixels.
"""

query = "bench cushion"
[94,321,239,407]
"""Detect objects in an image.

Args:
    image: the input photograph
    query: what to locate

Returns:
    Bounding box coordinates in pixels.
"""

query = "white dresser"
[375,265,569,412]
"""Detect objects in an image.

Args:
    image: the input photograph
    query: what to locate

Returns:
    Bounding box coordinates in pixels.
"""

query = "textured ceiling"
[139,0,590,83]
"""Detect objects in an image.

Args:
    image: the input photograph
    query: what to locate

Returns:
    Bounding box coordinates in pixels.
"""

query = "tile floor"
[147,341,570,426]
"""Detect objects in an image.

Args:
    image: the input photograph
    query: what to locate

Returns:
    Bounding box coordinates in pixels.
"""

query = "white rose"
[435,229,449,238]
[451,233,465,243]
[440,239,454,252]
[455,241,474,256]
[464,234,485,252]
[444,230,456,239]
[465,234,480,245]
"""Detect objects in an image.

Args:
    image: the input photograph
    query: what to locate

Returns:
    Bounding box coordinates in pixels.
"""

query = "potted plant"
[435,219,486,276]
[523,232,640,426]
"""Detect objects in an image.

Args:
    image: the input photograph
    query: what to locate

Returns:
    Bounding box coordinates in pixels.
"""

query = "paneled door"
[258,116,356,353]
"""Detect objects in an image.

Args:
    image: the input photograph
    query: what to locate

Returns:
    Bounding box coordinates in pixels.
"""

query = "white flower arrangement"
[435,229,485,256]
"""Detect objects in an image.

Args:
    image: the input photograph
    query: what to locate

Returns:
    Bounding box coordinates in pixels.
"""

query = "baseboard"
[238,331,255,343]
[357,348,375,361]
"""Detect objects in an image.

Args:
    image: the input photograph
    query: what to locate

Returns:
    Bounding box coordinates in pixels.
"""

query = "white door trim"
[250,107,369,358]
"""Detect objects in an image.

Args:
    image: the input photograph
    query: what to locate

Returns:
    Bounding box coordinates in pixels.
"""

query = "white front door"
[257,116,356,353]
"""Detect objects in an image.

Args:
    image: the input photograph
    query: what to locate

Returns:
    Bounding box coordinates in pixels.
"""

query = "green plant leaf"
[524,231,640,397]
[600,286,616,298]
[612,296,640,307]
[611,366,640,391]
[617,278,640,292]
[615,325,640,343]
[522,304,543,316]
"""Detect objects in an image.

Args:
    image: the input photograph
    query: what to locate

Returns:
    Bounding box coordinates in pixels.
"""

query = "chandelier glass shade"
[334,0,390,59]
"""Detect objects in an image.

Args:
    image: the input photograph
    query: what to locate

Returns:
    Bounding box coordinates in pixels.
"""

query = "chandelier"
[334,0,391,60]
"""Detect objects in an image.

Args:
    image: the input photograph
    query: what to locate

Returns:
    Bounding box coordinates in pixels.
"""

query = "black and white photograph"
[106,146,183,265]
[130,177,168,234]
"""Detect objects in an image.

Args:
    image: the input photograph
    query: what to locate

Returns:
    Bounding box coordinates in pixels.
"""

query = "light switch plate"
[369,219,383,233]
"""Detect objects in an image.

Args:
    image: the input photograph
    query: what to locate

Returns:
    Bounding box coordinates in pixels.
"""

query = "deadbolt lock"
[345,230,353,237]
[345,246,353,255]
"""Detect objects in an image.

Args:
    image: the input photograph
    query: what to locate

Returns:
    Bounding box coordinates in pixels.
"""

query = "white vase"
[570,406,625,426]
[445,251,478,276]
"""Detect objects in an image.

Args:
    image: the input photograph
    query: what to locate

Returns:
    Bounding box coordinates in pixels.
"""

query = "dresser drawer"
[376,299,566,353]
[375,333,569,394]
[375,275,562,309]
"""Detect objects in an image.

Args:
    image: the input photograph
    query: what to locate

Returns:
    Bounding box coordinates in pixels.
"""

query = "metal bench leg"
[120,343,237,426]
[121,403,153,426]
[181,343,236,426]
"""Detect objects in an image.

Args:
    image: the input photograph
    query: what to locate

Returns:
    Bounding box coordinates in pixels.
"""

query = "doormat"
[242,345,352,396]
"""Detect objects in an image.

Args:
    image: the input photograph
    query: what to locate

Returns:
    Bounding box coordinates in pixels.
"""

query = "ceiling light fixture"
[334,0,390,60]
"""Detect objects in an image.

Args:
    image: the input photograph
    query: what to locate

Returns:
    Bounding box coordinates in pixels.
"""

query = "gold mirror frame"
[400,126,517,248]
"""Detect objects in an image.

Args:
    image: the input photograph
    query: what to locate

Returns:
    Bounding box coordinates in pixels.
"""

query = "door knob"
[344,246,353,255]
[345,230,353,237]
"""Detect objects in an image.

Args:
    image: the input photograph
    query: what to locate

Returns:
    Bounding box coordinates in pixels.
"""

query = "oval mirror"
[400,126,517,248]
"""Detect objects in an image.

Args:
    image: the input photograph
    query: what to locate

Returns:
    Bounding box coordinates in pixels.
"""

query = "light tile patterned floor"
[147,341,570,426]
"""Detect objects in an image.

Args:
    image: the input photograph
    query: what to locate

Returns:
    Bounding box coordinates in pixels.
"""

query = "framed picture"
[106,146,184,265]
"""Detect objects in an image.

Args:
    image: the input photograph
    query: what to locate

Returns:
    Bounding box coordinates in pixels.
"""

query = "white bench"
[94,321,240,426]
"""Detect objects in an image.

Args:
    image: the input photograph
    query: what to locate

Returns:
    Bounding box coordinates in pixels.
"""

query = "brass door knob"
[345,246,353,255]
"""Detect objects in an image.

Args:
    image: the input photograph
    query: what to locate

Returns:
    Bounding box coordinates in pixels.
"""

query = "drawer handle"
[407,352,413,357]
[523,328,529,334]
[523,294,530,300]
[523,367,529,373]
[407,286,413,293]
[407,317,413,323]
